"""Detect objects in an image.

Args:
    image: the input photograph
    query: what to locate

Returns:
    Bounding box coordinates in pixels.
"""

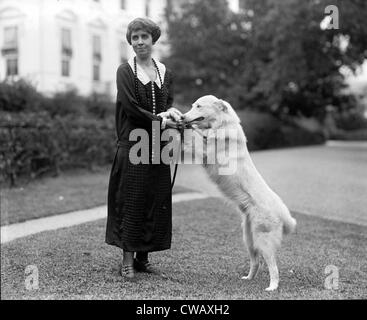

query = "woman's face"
[131,29,153,59]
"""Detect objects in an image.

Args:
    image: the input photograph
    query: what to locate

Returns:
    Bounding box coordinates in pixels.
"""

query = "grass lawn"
[1,198,366,300]
[1,166,193,226]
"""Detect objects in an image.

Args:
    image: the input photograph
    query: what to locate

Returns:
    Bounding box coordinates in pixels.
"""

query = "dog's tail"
[283,216,297,235]
[281,206,297,235]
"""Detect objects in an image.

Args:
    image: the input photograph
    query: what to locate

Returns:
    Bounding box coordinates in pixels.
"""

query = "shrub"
[47,89,87,117]
[0,79,44,112]
[0,80,118,186]
[86,92,114,119]
[237,110,325,151]
[54,114,116,169]
[334,110,367,131]
[0,111,55,185]
[0,111,115,186]
[330,128,367,141]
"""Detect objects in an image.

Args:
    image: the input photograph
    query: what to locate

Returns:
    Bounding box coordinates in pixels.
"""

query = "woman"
[105,18,182,279]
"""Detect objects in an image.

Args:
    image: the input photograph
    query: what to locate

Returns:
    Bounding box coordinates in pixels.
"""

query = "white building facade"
[0,0,239,97]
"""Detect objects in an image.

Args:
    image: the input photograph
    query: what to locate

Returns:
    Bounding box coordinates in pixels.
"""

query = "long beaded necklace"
[133,56,164,163]
[133,56,164,116]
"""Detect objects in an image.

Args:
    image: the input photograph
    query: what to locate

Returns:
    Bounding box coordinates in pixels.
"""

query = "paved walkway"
[1,192,210,244]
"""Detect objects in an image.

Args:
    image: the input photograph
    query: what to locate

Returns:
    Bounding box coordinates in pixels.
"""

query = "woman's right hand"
[158,108,183,122]
[165,118,179,129]
[167,108,183,122]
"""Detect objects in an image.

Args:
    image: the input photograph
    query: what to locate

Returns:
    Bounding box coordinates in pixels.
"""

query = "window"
[4,26,18,50]
[93,35,101,60]
[93,64,100,81]
[61,59,70,77]
[2,26,19,76]
[6,57,18,76]
[61,28,72,77]
[120,0,126,10]
[92,35,102,81]
[61,28,72,55]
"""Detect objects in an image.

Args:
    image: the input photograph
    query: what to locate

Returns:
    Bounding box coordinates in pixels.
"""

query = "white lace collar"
[128,57,166,88]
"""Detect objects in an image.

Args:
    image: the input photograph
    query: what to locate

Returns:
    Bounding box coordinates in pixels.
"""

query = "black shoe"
[133,258,158,274]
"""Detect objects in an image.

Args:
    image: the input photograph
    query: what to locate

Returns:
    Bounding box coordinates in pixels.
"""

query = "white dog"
[182,95,297,291]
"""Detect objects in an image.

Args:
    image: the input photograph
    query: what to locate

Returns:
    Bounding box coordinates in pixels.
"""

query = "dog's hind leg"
[241,249,260,280]
[259,244,279,291]
[241,214,260,280]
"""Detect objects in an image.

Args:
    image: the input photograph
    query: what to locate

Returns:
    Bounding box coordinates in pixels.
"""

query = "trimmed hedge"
[0,79,117,186]
[237,110,326,151]
[334,111,367,131]
[0,111,115,186]
[330,128,367,141]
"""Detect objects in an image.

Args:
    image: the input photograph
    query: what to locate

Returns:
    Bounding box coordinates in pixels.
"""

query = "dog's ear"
[214,99,228,113]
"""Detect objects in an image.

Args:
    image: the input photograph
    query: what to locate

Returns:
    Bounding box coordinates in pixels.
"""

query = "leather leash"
[170,119,207,190]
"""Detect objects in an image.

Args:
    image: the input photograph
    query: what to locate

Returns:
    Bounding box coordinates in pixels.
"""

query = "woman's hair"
[126,18,161,45]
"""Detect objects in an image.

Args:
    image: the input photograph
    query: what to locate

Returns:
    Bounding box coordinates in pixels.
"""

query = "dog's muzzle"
[184,116,205,124]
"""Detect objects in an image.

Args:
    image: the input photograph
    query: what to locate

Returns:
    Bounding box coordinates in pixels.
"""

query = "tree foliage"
[165,0,250,104]
[165,0,367,119]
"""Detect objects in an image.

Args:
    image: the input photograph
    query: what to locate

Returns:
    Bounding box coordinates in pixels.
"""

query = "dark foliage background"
[165,0,367,121]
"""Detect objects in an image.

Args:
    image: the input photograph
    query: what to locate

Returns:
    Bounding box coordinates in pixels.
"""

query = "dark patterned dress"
[105,60,174,252]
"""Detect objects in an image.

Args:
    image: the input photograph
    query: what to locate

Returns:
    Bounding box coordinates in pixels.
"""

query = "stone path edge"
[1,192,211,244]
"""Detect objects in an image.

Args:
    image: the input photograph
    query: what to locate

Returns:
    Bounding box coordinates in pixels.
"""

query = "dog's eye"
[196,105,201,108]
